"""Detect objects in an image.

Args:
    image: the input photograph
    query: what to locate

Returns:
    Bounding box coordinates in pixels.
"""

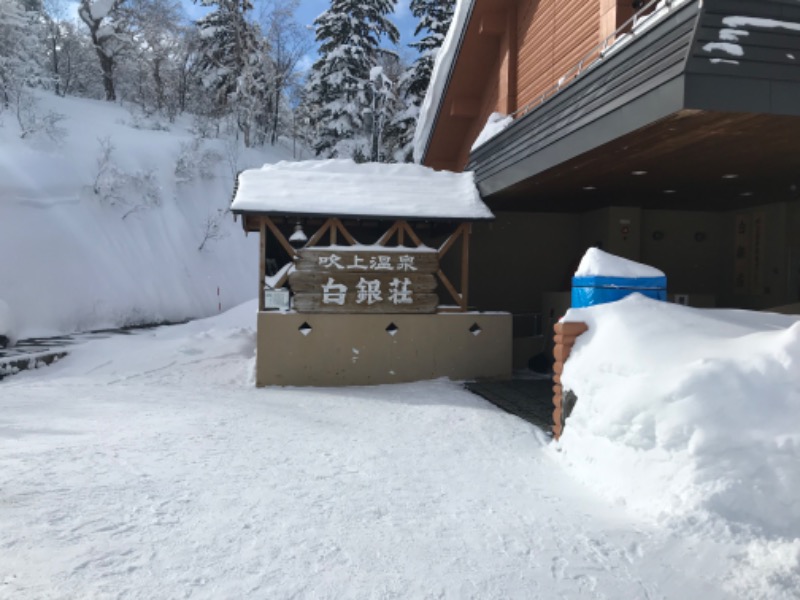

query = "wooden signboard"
[290,248,439,314]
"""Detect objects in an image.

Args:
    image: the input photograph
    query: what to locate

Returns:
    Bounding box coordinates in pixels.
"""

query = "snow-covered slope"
[0,92,295,339]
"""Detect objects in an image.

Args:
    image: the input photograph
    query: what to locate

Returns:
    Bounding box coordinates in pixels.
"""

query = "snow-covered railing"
[512,0,694,120]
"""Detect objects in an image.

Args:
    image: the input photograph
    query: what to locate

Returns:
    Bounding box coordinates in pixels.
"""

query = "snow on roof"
[471,113,514,152]
[575,248,665,279]
[413,0,475,164]
[231,159,494,221]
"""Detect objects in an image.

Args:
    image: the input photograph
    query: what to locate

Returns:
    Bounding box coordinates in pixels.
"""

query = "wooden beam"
[274,270,291,289]
[305,218,334,247]
[479,12,506,36]
[376,221,401,246]
[438,226,463,259]
[450,97,481,119]
[259,218,266,312]
[461,224,471,310]
[333,218,358,245]
[401,221,425,247]
[436,269,463,310]
[264,216,297,258]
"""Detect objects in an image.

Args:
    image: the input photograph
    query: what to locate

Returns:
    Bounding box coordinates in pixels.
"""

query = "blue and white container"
[571,249,667,308]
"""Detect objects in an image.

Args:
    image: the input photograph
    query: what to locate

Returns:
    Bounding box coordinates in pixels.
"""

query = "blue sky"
[183,0,421,74]
[66,1,420,76]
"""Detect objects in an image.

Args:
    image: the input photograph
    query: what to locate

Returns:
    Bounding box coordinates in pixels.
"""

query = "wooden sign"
[290,248,439,314]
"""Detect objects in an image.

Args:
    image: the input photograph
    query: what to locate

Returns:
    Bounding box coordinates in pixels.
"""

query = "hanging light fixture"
[289,220,307,248]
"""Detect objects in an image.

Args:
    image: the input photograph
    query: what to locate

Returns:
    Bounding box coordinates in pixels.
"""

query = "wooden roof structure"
[231,160,494,314]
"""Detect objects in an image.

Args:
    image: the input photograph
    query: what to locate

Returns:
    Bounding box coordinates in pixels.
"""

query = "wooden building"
[416,0,800,365]
[231,160,512,387]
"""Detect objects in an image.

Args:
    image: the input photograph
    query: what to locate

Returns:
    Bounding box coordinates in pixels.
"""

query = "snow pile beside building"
[0,92,294,339]
[575,247,665,278]
[471,112,514,151]
[556,294,800,597]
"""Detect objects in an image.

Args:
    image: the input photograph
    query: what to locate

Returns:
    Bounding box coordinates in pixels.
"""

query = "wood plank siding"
[426,0,611,171]
[461,0,800,212]
[469,1,699,197]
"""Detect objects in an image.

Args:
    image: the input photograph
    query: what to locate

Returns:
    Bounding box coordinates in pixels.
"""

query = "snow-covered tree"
[123,0,184,115]
[194,0,256,111]
[0,0,45,108]
[260,0,308,145]
[193,0,272,146]
[407,0,454,99]
[78,0,131,101]
[392,0,454,162]
[304,0,399,159]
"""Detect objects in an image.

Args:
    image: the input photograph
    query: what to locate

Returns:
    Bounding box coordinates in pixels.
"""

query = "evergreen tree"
[392,0,454,162]
[304,0,399,160]
[407,0,454,99]
[194,0,272,146]
[194,0,256,111]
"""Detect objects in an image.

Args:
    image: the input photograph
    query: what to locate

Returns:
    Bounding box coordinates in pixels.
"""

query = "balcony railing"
[512,0,695,119]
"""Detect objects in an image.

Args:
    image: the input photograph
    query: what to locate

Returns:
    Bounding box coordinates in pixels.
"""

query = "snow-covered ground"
[1,299,797,599]
[0,91,296,340]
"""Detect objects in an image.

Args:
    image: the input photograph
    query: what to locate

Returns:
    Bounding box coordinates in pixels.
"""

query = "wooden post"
[461,223,471,311]
[552,321,589,440]
[259,217,266,312]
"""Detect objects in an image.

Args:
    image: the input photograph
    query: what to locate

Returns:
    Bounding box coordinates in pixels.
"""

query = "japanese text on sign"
[322,277,414,306]
[318,253,419,272]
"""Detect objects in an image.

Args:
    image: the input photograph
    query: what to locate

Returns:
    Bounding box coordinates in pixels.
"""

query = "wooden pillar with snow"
[231,160,512,387]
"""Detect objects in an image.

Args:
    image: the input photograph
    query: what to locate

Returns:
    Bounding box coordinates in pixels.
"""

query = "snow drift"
[557,294,800,597]
[558,294,800,534]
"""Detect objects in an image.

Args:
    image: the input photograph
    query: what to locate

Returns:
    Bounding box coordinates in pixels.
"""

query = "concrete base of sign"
[255,312,512,387]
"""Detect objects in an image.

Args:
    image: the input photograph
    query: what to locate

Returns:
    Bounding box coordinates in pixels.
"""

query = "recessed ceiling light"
[722,174,739,179]
[583,186,597,191]
[663,189,676,194]
[632,171,648,176]
[740,192,753,197]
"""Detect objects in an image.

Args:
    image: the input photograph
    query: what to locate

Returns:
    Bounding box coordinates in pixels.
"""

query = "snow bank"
[471,112,514,152]
[575,247,665,278]
[0,92,294,338]
[232,159,493,220]
[555,294,800,596]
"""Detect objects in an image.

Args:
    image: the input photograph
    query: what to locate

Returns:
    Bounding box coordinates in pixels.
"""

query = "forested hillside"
[0,0,455,340]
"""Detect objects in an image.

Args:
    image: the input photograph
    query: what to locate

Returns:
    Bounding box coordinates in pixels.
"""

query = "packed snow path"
[1,303,742,598]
